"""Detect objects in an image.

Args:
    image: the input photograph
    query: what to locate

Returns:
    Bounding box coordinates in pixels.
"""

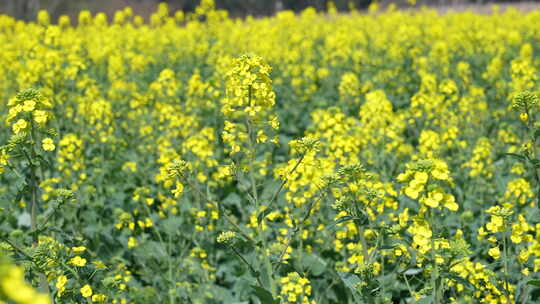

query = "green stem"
[357,224,369,265]
[2,237,35,263]
[378,232,385,299]
[244,86,276,294]
[141,202,167,254]
[525,110,540,207]
[274,189,327,273]
[267,154,306,210]
[403,274,417,304]
[141,199,174,303]
[27,122,51,296]
[502,227,511,303]
[231,246,264,287]
[183,176,256,244]
[168,233,175,304]
[429,209,439,304]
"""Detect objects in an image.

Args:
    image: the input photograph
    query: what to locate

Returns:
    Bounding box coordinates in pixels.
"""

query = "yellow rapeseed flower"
[128,237,137,248]
[68,256,87,267]
[71,246,86,253]
[42,138,55,151]
[488,247,500,259]
[80,284,93,297]
[34,110,48,124]
[12,119,28,134]
[55,275,67,296]
[22,100,36,112]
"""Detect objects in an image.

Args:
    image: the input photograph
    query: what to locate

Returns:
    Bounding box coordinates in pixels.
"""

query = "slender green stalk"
[244,86,276,294]
[267,154,306,209]
[403,274,417,304]
[168,233,175,304]
[1,237,34,263]
[357,224,369,264]
[274,190,327,273]
[141,198,175,304]
[141,202,167,255]
[502,226,510,303]
[377,231,385,299]
[524,108,540,207]
[231,246,264,287]
[245,86,259,205]
[429,209,439,304]
[183,176,256,244]
[27,121,50,296]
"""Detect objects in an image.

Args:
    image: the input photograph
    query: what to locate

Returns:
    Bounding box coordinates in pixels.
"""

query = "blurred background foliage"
[1,0,537,21]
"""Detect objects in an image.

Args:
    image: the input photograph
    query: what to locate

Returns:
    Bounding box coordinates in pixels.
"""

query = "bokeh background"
[1,0,539,21]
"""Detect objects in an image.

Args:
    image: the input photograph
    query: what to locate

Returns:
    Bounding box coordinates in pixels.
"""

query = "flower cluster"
[5,88,55,151]
[278,272,316,304]
[398,159,458,211]
[222,54,279,155]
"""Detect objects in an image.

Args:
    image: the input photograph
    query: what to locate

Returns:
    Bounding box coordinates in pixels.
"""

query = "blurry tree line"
[1,0,536,21]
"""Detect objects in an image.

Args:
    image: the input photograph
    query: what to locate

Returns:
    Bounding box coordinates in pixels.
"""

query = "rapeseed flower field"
[1,1,540,303]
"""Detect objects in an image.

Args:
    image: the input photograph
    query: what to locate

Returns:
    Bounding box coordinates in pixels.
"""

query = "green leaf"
[527,279,540,287]
[257,208,272,224]
[161,217,182,235]
[503,152,526,162]
[337,272,362,302]
[326,216,353,231]
[338,272,361,291]
[14,185,28,204]
[379,243,398,250]
[223,192,243,207]
[250,285,279,304]
[416,296,433,304]
[531,159,540,168]
[35,154,51,169]
[534,128,540,140]
[304,254,327,276]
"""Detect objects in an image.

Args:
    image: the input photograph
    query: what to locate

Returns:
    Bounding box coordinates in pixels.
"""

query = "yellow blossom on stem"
[68,256,87,267]
[12,119,28,134]
[488,247,501,259]
[34,110,48,124]
[55,275,68,297]
[22,100,36,112]
[128,237,137,248]
[42,138,55,151]
[80,284,93,297]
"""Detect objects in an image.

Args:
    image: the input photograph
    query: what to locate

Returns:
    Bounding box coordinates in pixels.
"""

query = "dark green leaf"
[527,280,540,287]
[257,208,272,224]
[35,154,51,169]
[337,272,362,302]
[250,285,279,304]
[326,216,353,231]
[503,152,526,162]
[379,244,398,250]
[534,128,540,140]
[14,185,28,204]
[531,159,540,168]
